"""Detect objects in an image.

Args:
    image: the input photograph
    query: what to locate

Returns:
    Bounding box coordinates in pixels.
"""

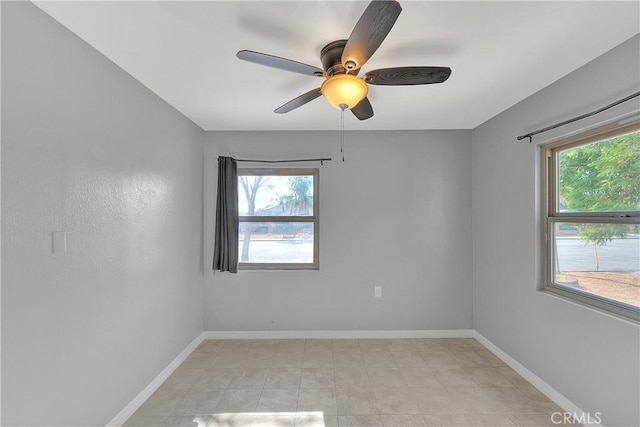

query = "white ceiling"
[34,1,639,131]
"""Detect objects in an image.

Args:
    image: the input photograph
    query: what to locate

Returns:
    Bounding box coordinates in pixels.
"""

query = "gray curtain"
[213,156,239,273]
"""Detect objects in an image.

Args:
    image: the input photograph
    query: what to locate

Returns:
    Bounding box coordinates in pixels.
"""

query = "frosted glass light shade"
[320,74,368,110]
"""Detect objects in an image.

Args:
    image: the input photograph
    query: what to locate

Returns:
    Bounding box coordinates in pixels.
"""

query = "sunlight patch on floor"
[182,411,325,427]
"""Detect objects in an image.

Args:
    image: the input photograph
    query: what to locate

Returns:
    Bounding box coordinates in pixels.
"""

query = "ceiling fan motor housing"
[321,40,356,76]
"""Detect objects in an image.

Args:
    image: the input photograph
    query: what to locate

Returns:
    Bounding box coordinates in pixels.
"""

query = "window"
[238,168,319,270]
[542,120,639,321]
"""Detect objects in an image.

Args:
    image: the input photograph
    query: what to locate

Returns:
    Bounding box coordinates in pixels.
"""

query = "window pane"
[239,222,314,264]
[551,222,640,308]
[238,175,314,216]
[557,130,639,213]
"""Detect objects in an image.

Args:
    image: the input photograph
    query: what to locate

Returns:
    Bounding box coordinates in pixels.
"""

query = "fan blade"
[351,97,374,121]
[364,66,452,86]
[274,88,322,114]
[342,1,402,71]
[237,50,324,77]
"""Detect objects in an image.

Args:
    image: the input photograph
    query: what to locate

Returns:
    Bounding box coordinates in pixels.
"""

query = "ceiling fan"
[237,0,451,121]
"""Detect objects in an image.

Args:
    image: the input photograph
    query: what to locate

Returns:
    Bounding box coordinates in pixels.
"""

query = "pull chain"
[340,104,346,162]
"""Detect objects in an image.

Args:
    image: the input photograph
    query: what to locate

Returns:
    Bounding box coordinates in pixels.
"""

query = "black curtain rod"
[517,91,640,143]
[232,157,332,165]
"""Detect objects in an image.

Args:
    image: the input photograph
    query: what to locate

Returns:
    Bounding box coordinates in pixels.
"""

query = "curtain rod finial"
[517,135,533,143]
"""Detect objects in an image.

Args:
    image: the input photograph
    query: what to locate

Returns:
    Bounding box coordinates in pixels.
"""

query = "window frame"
[237,167,319,271]
[541,119,640,322]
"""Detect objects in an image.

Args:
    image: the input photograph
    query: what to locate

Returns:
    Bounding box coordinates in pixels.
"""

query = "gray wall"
[472,35,640,427]
[203,130,473,331]
[1,3,204,426]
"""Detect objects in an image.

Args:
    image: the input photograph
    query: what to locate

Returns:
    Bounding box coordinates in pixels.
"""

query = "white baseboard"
[106,332,205,427]
[203,329,475,339]
[472,331,596,425]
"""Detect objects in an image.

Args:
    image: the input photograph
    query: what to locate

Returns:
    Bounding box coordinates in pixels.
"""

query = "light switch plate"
[52,231,66,254]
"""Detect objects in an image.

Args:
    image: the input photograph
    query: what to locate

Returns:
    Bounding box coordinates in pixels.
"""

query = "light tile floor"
[124,338,578,427]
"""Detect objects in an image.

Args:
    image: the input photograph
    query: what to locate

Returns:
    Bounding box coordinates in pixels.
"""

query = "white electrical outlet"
[374,286,382,298]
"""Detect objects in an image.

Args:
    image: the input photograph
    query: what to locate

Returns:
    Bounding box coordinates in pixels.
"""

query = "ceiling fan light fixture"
[320,74,368,110]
